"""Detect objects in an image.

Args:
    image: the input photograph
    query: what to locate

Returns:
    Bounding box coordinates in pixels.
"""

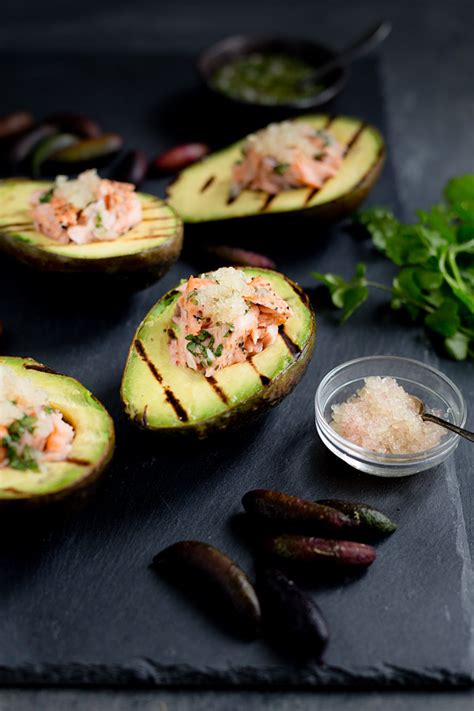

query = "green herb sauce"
[212,53,323,105]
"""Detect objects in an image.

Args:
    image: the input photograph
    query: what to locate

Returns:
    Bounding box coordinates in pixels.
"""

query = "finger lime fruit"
[153,540,261,635]
[265,534,377,568]
[257,567,329,658]
[316,499,397,537]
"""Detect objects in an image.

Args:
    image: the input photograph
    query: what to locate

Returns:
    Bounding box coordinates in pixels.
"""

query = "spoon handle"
[421,413,474,443]
[311,20,392,82]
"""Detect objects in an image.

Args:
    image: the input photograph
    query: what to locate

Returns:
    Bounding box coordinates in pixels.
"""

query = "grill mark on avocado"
[260,194,276,212]
[134,339,189,422]
[226,192,239,205]
[304,187,319,205]
[66,457,91,466]
[207,376,229,403]
[200,176,215,192]
[352,145,385,192]
[0,222,32,229]
[324,116,335,129]
[24,363,58,374]
[303,122,367,207]
[249,360,271,386]
[279,326,301,358]
[343,122,367,156]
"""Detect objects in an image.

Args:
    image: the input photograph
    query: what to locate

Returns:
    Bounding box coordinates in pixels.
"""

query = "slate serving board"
[0,53,473,689]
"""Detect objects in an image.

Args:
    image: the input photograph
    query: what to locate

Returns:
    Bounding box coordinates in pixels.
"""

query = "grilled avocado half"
[167,115,384,224]
[0,357,114,504]
[121,268,315,436]
[0,179,183,281]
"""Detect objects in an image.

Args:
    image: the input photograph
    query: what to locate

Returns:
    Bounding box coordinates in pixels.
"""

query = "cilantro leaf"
[313,263,369,322]
[444,331,470,360]
[313,175,474,360]
[424,299,460,337]
[340,286,369,323]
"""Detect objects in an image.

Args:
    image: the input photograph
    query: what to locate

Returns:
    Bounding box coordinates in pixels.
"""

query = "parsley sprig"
[313,175,474,360]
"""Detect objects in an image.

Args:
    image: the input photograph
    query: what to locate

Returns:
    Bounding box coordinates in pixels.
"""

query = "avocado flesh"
[167,115,384,223]
[121,268,315,435]
[0,179,183,276]
[0,357,114,501]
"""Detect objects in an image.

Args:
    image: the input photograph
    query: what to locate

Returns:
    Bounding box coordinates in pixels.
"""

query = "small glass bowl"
[315,355,467,477]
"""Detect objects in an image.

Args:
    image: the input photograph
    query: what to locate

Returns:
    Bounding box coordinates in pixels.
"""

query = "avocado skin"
[0,357,115,509]
[121,271,316,437]
[0,220,183,282]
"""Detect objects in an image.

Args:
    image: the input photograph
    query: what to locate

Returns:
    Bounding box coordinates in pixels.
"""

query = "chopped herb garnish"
[185,330,224,366]
[273,163,290,175]
[8,414,36,441]
[314,129,331,146]
[6,443,39,472]
[39,188,54,204]
[1,414,40,471]
[187,289,198,305]
[95,213,103,229]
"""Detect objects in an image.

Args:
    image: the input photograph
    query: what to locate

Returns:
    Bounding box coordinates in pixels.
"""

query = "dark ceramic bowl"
[197,35,349,114]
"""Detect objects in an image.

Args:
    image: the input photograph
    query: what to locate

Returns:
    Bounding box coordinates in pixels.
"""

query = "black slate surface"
[0,53,472,689]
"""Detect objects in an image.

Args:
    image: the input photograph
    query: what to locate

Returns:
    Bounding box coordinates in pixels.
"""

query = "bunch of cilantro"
[313,176,474,360]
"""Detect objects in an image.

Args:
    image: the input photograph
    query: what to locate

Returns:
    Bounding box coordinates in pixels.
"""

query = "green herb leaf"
[424,299,460,337]
[8,414,37,441]
[314,174,474,360]
[313,264,369,321]
[355,207,399,252]
[39,188,54,204]
[414,268,444,291]
[444,175,474,207]
[340,286,369,323]
[273,163,289,175]
[444,331,470,360]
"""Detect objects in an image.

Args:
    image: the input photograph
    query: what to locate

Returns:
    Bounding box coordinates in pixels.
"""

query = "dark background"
[1,0,473,709]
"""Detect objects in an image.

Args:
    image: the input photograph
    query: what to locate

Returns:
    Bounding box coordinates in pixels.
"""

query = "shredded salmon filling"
[231,121,344,197]
[30,169,142,245]
[169,267,293,377]
[0,367,74,472]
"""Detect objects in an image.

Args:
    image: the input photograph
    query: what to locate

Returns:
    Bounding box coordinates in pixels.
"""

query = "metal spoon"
[302,20,392,87]
[412,397,474,443]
